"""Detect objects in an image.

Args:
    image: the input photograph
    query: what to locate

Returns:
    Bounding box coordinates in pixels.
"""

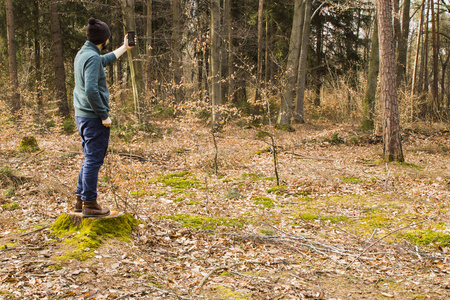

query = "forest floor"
[0,115,449,299]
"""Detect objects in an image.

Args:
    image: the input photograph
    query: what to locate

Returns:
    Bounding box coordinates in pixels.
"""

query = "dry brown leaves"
[0,119,449,299]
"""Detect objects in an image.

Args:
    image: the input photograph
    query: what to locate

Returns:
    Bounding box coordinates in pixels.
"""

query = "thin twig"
[346,221,424,269]
[195,265,237,292]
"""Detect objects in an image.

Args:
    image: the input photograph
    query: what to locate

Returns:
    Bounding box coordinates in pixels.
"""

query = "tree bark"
[294,0,312,123]
[277,0,305,129]
[377,0,404,162]
[172,0,183,102]
[210,0,222,125]
[146,0,153,97]
[5,0,20,113]
[34,0,43,114]
[121,0,145,122]
[396,0,410,86]
[314,12,324,107]
[222,0,230,101]
[361,15,379,131]
[411,0,425,98]
[50,0,70,118]
[430,0,439,116]
[255,0,264,107]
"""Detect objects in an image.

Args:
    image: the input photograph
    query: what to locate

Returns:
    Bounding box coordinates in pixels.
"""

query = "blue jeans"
[75,117,110,201]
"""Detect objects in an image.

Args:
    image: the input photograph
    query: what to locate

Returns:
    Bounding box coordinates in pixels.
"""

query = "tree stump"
[67,210,123,226]
[51,211,140,260]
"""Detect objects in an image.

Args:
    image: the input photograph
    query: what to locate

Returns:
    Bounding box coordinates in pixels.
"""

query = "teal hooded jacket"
[73,41,116,120]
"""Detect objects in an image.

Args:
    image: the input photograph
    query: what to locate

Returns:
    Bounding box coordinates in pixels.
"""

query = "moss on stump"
[51,211,141,261]
[18,136,39,153]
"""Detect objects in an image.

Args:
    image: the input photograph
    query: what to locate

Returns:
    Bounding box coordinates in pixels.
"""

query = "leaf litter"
[0,119,449,299]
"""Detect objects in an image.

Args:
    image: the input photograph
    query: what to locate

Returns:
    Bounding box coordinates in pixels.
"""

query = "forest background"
[0,0,449,299]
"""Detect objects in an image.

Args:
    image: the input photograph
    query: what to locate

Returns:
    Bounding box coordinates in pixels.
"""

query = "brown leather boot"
[82,199,110,218]
[74,194,82,213]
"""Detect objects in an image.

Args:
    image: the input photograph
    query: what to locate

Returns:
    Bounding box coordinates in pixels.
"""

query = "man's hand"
[102,117,112,127]
[114,34,136,59]
[124,33,136,50]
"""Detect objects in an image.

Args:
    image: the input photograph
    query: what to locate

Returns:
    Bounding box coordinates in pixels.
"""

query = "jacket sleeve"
[101,52,117,67]
[84,56,109,120]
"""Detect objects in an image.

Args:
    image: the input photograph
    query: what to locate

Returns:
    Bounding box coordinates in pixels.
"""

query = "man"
[73,18,135,217]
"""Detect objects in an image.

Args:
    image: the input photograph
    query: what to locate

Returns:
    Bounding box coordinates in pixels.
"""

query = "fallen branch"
[195,264,237,292]
[118,152,149,162]
[116,281,191,300]
[285,152,334,161]
[346,221,424,269]
[19,225,50,237]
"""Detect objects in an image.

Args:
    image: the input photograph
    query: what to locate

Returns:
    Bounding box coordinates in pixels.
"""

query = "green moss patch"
[0,244,16,250]
[1,202,19,210]
[401,230,450,248]
[161,214,245,230]
[342,176,361,184]
[157,171,201,190]
[212,285,249,300]
[51,213,140,261]
[394,162,424,170]
[253,196,275,208]
[267,185,288,194]
[242,173,275,181]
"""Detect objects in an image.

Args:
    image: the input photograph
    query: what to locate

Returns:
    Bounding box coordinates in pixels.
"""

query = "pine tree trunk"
[361,15,379,131]
[294,0,312,123]
[146,0,153,97]
[34,0,42,114]
[430,0,439,117]
[411,0,425,100]
[277,0,305,129]
[377,0,404,162]
[396,0,410,86]
[50,0,70,118]
[222,0,230,101]
[255,0,264,107]
[122,0,145,122]
[210,0,222,125]
[172,0,183,102]
[5,0,20,113]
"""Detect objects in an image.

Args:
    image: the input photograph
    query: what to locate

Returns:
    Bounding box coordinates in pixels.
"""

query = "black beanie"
[86,18,111,45]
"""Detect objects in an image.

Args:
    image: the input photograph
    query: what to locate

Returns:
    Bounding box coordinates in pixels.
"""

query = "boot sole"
[82,212,110,218]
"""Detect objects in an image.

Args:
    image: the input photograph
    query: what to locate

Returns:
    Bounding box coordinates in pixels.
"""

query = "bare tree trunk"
[294,0,312,123]
[255,0,264,108]
[5,0,20,113]
[430,0,439,117]
[34,0,42,114]
[122,0,145,122]
[393,0,401,49]
[172,0,183,102]
[411,0,425,98]
[314,13,324,107]
[146,0,153,97]
[265,18,270,82]
[361,15,379,131]
[377,0,404,162]
[396,0,410,86]
[210,0,222,125]
[222,0,230,101]
[418,0,430,119]
[277,0,305,129]
[50,0,70,118]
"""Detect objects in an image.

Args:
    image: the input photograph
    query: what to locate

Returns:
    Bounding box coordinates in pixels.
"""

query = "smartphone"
[127,30,135,46]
